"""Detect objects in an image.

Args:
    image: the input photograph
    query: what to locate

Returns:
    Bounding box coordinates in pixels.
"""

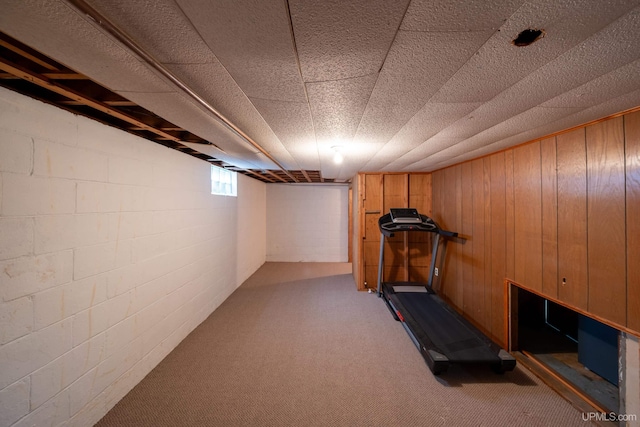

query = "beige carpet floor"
[96,262,594,426]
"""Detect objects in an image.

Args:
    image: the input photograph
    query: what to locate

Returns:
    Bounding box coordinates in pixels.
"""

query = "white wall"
[237,173,266,283]
[266,183,348,262]
[0,87,266,427]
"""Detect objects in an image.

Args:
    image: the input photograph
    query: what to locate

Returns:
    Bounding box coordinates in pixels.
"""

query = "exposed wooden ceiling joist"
[0,30,345,185]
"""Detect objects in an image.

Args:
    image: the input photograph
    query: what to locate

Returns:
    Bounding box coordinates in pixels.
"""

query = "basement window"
[211,166,237,197]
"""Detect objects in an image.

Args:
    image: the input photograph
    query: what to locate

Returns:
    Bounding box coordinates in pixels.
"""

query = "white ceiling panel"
[541,59,640,109]
[306,74,378,144]
[426,105,584,161]
[420,8,640,160]
[165,62,290,157]
[249,98,316,170]
[355,29,495,147]
[430,0,638,103]
[401,0,524,31]
[181,142,275,170]
[176,0,306,103]
[428,88,640,171]
[75,0,218,65]
[289,0,410,82]
[362,102,481,171]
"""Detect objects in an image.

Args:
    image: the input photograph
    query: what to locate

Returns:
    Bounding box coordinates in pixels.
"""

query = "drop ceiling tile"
[249,97,317,170]
[362,102,481,171]
[422,88,640,172]
[401,0,524,31]
[433,106,583,161]
[426,9,640,153]
[541,59,640,108]
[0,0,172,93]
[166,62,290,157]
[181,142,275,170]
[430,0,639,103]
[384,134,465,171]
[306,74,378,144]
[355,29,494,147]
[177,0,306,103]
[82,0,219,64]
[289,0,410,82]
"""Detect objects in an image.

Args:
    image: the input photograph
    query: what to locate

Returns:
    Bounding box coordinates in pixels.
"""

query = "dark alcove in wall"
[512,286,619,413]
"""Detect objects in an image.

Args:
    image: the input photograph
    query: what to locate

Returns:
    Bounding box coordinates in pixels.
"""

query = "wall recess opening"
[512,28,545,46]
[509,284,620,413]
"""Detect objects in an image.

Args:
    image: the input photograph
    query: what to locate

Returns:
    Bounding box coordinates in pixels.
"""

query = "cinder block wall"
[0,87,266,426]
[266,183,348,262]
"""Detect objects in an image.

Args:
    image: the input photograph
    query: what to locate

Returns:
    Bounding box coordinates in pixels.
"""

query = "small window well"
[211,166,237,197]
[512,29,545,47]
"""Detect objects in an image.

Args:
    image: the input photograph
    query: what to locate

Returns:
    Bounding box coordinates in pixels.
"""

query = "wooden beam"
[42,72,87,80]
[0,39,59,71]
[246,169,277,183]
[264,170,289,183]
[59,100,137,107]
[0,58,185,144]
[301,169,312,183]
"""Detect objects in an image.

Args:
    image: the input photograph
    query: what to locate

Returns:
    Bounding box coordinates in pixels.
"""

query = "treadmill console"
[389,208,422,224]
[380,209,437,234]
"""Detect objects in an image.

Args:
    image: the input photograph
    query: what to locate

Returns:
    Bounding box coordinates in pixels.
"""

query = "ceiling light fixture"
[332,146,344,164]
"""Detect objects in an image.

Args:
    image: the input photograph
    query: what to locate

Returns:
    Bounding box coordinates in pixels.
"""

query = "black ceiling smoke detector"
[512,29,545,46]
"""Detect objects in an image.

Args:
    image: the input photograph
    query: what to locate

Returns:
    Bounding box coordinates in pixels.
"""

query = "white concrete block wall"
[0,87,266,427]
[266,183,348,262]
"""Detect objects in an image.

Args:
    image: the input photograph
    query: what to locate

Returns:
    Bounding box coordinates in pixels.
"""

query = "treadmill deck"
[382,283,512,368]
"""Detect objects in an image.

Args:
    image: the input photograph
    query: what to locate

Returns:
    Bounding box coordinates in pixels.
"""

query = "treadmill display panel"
[389,208,422,224]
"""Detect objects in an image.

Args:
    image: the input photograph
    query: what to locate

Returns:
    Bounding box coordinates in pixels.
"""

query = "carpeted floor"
[96,262,594,426]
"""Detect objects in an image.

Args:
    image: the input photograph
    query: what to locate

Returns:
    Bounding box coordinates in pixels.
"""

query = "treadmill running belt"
[393,292,498,363]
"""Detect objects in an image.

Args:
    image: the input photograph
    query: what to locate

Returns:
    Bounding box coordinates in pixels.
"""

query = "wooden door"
[362,174,382,290]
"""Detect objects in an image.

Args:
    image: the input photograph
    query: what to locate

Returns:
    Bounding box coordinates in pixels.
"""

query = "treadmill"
[377,208,516,375]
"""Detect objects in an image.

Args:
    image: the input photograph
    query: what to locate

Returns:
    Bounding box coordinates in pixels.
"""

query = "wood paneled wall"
[431,110,640,346]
